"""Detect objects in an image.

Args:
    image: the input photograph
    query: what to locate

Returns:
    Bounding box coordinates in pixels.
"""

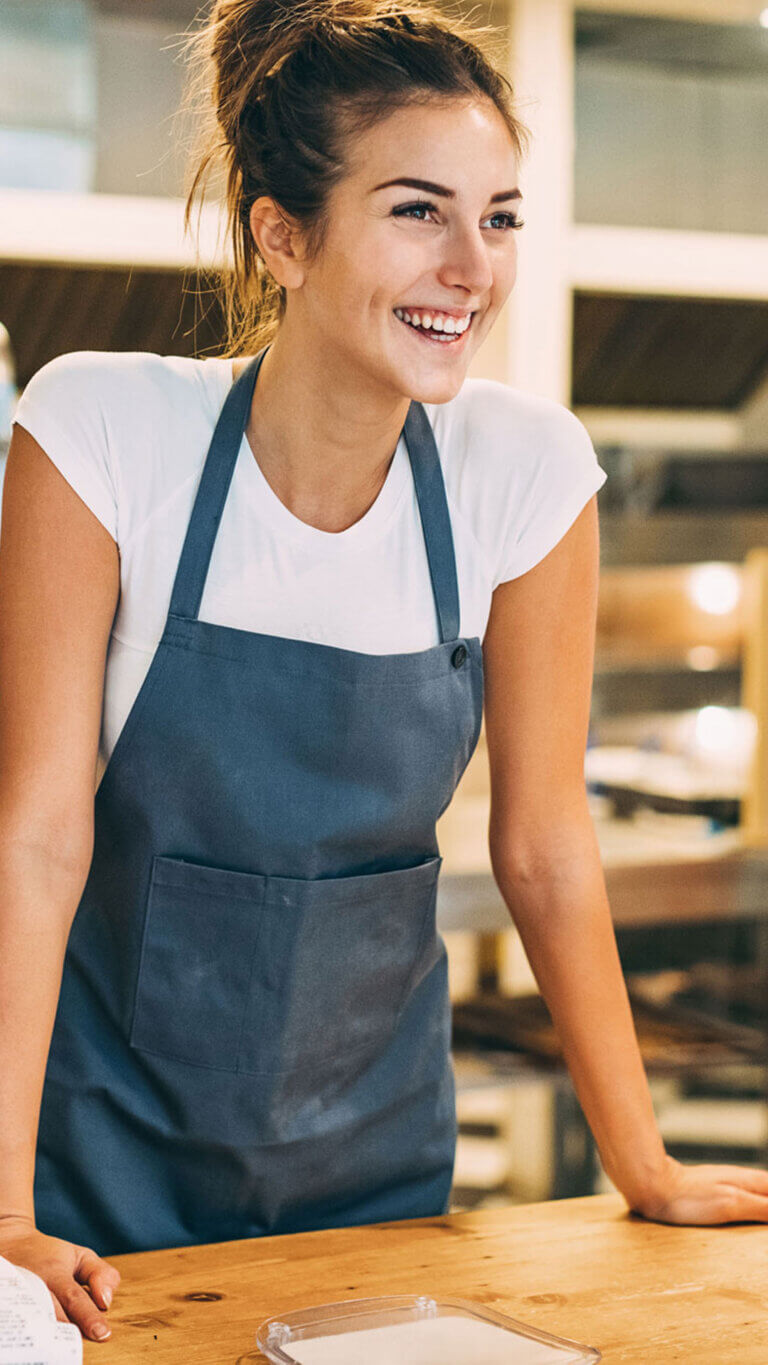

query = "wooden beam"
[575,407,742,451]
[0,189,227,270]
[506,0,574,402]
[740,369,768,452]
[740,549,768,847]
[566,0,762,20]
[570,224,768,301]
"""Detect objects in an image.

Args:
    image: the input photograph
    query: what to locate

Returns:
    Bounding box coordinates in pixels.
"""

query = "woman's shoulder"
[12,351,231,546]
[15,350,230,431]
[424,377,606,587]
[425,375,595,470]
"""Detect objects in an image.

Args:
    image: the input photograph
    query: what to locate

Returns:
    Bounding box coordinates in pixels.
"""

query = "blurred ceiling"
[93,0,500,26]
[94,0,209,21]
[91,3,768,74]
[575,10,768,76]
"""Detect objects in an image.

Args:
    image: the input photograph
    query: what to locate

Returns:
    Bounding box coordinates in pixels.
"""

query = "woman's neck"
[233,327,411,534]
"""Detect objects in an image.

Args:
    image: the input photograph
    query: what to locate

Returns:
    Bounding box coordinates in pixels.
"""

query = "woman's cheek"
[493,252,517,305]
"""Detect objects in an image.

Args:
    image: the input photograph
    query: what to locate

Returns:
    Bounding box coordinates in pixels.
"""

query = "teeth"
[394,308,473,335]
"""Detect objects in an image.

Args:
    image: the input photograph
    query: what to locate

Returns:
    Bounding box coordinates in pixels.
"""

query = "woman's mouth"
[393,307,473,346]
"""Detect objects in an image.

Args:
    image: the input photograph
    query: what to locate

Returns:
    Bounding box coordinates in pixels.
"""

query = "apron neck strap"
[402,401,461,644]
[167,349,267,621]
[167,347,461,643]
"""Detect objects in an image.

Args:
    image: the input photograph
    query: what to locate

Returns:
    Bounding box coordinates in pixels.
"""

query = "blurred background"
[1,0,768,1212]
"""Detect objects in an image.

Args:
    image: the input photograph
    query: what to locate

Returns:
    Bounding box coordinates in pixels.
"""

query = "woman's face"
[292,96,522,405]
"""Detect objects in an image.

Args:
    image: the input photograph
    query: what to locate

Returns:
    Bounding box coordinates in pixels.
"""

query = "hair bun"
[215,0,413,141]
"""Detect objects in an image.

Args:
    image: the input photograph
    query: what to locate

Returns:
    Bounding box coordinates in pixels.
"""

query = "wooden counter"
[87,1194,768,1363]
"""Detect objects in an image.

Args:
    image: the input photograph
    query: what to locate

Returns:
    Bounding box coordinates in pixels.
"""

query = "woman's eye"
[392,201,438,222]
[484,211,525,232]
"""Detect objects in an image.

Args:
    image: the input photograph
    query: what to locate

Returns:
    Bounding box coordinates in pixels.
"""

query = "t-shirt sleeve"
[11,351,120,540]
[492,402,607,589]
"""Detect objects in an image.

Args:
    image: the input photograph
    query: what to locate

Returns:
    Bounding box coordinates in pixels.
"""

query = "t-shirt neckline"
[208,358,410,552]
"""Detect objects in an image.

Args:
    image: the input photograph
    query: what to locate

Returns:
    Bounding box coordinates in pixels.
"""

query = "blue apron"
[34,347,484,1255]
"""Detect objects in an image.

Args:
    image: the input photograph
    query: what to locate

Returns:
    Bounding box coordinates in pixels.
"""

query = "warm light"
[760,8,768,28]
[686,645,721,671]
[687,563,741,616]
[691,706,757,771]
[694,706,736,759]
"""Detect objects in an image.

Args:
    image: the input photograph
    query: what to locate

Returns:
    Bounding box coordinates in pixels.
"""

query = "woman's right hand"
[0,1216,120,1342]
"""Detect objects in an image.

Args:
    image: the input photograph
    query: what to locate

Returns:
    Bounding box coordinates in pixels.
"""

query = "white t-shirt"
[12,350,606,782]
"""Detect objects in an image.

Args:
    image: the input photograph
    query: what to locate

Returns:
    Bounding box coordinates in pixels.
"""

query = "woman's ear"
[249,197,307,289]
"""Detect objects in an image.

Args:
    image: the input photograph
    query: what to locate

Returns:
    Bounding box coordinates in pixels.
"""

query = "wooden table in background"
[435,723,768,933]
[87,1194,767,1363]
[436,793,768,933]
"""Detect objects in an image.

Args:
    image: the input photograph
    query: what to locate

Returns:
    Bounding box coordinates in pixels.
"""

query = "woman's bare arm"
[483,496,768,1223]
[0,422,121,1334]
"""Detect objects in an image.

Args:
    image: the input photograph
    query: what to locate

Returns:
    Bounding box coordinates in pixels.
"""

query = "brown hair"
[182,0,530,358]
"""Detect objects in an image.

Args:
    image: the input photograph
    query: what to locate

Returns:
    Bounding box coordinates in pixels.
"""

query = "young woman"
[2,0,768,1345]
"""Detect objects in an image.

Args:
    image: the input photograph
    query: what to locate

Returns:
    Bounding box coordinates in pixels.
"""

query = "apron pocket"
[130,855,267,1071]
[129,853,442,1077]
[237,854,442,1077]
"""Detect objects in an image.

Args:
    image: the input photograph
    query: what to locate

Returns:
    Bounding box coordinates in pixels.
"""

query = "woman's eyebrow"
[370,176,522,203]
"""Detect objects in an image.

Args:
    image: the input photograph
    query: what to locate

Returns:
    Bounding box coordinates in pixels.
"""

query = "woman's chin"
[400,368,467,405]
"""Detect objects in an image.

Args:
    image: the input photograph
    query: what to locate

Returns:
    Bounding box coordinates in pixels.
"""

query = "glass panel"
[0,0,96,192]
[574,11,768,235]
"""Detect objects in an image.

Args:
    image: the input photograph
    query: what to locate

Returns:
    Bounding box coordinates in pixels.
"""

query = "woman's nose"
[436,226,494,297]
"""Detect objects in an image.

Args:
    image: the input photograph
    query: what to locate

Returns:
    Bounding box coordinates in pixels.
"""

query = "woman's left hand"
[632,1154,768,1226]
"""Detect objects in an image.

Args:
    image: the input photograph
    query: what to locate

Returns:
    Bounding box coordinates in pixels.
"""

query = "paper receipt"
[0,1257,81,1365]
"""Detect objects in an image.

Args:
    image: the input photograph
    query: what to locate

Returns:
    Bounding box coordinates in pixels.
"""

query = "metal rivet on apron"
[451,644,468,669]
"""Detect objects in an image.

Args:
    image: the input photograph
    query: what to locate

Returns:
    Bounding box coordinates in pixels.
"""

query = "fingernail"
[103,1288,113,1308]
[92,1324,111,1341]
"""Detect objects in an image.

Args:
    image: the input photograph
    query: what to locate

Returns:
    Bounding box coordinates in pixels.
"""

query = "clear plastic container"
[256,1294,601,1363]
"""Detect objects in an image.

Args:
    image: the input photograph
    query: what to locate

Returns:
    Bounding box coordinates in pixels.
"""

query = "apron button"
[451,644,468,669]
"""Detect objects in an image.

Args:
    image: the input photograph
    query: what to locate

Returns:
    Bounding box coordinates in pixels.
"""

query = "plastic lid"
[256,1294,601,1363]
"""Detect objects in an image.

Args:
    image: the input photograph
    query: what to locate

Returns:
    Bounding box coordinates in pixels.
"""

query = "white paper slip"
[0,1257,82,1365]
[288,1317,586,1364]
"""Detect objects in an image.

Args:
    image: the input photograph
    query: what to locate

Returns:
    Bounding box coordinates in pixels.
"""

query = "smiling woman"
[7,0,764,1353]
[182,0,530,364]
